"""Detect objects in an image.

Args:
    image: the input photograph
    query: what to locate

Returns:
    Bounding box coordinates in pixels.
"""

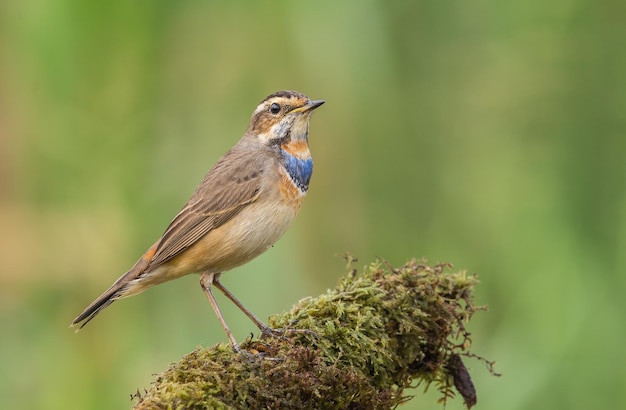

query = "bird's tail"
[70,242,159,330]
[70,281,123,330]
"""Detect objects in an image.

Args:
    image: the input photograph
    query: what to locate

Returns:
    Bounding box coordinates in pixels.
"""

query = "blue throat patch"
[281,150,313,192]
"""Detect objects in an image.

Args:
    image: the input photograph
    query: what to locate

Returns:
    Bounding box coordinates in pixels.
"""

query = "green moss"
[133,257,497,409]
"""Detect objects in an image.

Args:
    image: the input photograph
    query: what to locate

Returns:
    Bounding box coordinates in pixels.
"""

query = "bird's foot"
[258,325,318,340]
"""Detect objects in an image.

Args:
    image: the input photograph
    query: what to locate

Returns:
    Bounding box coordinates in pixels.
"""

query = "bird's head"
[247,90,324,147]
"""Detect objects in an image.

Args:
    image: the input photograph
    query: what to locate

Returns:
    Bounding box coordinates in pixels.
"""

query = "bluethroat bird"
[71,90,324,351]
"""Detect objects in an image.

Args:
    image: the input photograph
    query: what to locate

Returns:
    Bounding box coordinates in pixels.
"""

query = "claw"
[259,326,318,340]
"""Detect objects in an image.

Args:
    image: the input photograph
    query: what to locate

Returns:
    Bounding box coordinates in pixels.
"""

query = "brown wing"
[145,149,265,271]
[70,146,266,330]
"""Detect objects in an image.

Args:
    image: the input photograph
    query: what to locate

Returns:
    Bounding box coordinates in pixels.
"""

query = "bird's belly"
[161,199,301,277]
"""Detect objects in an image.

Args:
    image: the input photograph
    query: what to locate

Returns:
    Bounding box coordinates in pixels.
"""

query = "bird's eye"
[270,103,281,114]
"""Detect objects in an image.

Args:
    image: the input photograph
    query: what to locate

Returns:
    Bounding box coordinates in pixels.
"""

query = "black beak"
[304,99,325,112]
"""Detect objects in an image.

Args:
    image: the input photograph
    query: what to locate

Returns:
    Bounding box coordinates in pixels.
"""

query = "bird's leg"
[213,276,318,341]
[200,272,241,352]
[212,275,277,337]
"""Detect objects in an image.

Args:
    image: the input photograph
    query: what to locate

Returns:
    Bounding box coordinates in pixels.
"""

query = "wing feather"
[145,148,266,271]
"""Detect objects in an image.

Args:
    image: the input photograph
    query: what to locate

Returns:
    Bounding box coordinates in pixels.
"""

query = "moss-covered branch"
[133,257,497,409]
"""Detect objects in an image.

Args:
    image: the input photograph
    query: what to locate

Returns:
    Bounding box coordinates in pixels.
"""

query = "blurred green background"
[1,1,625,409]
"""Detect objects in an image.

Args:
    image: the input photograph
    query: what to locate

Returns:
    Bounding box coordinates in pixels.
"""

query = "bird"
[71,90,324,351]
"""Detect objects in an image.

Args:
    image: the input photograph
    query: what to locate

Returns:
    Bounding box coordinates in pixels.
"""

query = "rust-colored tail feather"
[70,273,131,330]
[71,288,120,329]
[70,242,159,330]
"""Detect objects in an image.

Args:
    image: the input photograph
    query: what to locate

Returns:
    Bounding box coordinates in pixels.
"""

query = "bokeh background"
[1,1,625,409]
